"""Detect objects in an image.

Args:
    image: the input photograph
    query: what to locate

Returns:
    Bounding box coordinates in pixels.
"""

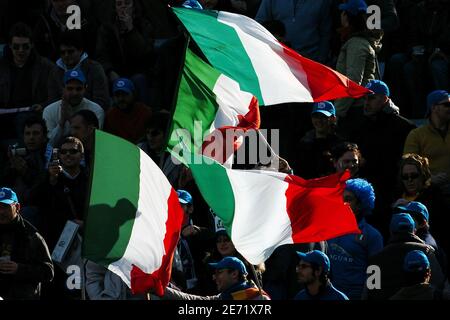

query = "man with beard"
[43,69,104,147]
[294,250,348,300]
[104,78,152,144]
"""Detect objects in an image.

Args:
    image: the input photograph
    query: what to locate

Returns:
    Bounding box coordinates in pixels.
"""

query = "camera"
[9,144,27,157]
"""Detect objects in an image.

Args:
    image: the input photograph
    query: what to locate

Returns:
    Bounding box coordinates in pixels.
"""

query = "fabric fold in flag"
[167,48,260,165]
[173,7,371,105]
[82,130,184,296]
[187,153,360,265]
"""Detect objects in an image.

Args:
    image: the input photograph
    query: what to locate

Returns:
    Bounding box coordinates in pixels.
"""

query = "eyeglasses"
[11,43,31,51]
[59,148,80,155]
[401,173,420,181]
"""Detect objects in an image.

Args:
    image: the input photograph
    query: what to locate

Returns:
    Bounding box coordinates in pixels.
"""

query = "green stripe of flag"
[188,153,235,234]
[83,130,139,266]
[173,7,263,104]
[167,49,220,157]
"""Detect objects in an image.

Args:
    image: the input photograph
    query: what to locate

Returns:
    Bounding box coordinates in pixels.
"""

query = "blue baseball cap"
[208,256,248,275]
[177,189,193,205]
[339,0,368,16]
[396,201,429,222]
[64,69,86,85]
[311,101,336,117]
[0,187,19,205]
[182,0,203,9]
[404,250,430,272]
[113,78,135,95]
[426,90,450,116]
[296,250,330,273]
[365,80,390,97]
[390,213,415,233]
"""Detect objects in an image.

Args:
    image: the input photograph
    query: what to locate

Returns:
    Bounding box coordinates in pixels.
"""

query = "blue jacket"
[294,281,349,300]
[256,0,332,63]
[327,219,383,300]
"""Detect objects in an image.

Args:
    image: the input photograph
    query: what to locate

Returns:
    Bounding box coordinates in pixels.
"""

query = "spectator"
[0,22,56,142]
[33,0,98,61]
[294,250,349,300]
[138,111,181,187]
[394,201,447,275]
[393,153,449,273]
[387,0,450,118]
[172,190,201,292]
[0,187,54,300]
[403,90,450,189]
[43,69,104,147]
[334,0,383,119]
[295,101,343,179]
[255,0,333,64]
[345,80,416,232]
[390,250,448,300]
[1,117,51,228]
[328,178,383,299]
[366,213,445,299]
[37,136,87,300]
[39,136,87,249]
[330,141,364,177]
[69,109,99,171]
[164,256,270,300]
[85,260,146,300]
[48,30,110,110]
[96,0,156,106]
[104,78,152,144]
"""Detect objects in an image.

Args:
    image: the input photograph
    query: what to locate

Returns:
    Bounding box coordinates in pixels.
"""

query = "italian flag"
[173,7,370,105]
[188,154,360,265]
[82,130,184,296]
[168,48,260,165]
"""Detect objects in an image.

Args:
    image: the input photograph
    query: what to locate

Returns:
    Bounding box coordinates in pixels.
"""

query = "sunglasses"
[439,102,450,108]
[401,173,420,181]
[59,148,80,155]
[11,43,31,51]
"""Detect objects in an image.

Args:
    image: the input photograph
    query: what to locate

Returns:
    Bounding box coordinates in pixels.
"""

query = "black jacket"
[367,232,445,300]
[0,215,54,300]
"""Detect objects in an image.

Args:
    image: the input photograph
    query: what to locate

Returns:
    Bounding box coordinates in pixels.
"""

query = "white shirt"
[43,97,104,146]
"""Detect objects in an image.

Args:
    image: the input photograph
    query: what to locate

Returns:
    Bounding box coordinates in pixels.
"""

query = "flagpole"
[159,33,190,170]
[248,264,263,296]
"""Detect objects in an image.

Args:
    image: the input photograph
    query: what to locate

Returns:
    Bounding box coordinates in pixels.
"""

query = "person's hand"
[278,156,293,174]
[392,198,409,208]
[0,260,19,274]
[59,95,72,127]
[31,104,43,113]
[431,173,449,186]
[73,219,84,228]
[9,155,28,176]
[181,225,201,237]
[48,162,62,185]
[108,70,120,83]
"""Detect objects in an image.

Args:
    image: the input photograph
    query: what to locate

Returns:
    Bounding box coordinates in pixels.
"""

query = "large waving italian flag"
[188,154,360,264]
[82,130,184,296]
[168,48,259,165]
[173,7,370,105]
